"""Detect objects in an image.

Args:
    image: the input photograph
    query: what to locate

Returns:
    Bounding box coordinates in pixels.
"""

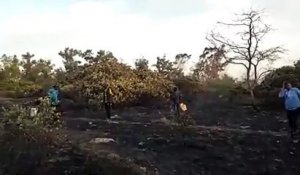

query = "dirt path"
[65,116,288,137]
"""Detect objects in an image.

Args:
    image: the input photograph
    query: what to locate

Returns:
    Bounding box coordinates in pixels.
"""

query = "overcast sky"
[0,0,299,78]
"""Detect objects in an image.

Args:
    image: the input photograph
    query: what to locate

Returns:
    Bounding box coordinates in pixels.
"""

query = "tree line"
[0,9,296,108]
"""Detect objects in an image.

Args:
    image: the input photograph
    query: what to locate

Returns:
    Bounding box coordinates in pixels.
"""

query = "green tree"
[72,50,172,106]
[21,52,35,79]
[154,55,174,77]
[95,50,116,63]
[0,54,21,81]
[257,65,298,106]
[59,48,81,82]
[135,58,149,70]
[54,68,66,84]
[21,58,53,83]
[80,50,116,65]
[33,59,54,82]
[173,53,191,78]
[193,45,228,81]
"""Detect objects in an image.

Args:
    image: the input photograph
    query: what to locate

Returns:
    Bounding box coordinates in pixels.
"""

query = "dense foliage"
[76,58,173,106]
[0,48,211,107]
[0,47,298,108]
[1,97,63,145]
[0,98,65,174]
[256,61,300,107]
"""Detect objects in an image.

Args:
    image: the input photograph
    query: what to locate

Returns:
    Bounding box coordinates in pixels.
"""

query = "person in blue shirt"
[47,85,61,113]
[279,82,300,142]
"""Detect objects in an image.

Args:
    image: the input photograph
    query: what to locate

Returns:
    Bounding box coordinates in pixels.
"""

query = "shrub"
[1,97,64,149]
[174,113,196,127]
[75,59,173,107]
[173,77,204,102]
[0,80,43,98]
[60,84,77,99]
[206,76,236,95]
[257,66,300,108]
[0,97,147,174]
[0,97,66,174]
[2,97,63,131]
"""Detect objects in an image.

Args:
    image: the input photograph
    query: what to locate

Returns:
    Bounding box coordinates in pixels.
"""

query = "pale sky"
[0,0,299,78]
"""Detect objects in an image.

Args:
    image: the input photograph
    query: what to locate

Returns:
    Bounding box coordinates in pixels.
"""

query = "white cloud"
[0,0,299,78]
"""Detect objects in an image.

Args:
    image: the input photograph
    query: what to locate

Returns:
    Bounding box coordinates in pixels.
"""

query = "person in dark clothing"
[103,84,113,119]
[171,87,181,117]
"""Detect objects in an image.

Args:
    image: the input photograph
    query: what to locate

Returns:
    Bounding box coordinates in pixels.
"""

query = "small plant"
[170,112,196,148]
[2,97,63,131]
[174,113,196,127]
[0,97,67,174]
[1,97,65,148]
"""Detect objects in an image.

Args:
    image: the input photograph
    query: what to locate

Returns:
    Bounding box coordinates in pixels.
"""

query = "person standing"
[171,87,181,117]
[47,85,61,114]
[103,84,113,119]
[279,82,300,143]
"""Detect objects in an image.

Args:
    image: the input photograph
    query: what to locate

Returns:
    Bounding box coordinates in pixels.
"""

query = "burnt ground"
[1,96,300,175]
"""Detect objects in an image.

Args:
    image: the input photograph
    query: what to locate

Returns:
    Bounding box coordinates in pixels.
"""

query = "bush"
[0,80,43,98]
[0,97,148,174]
[0,97,66,174]
[174,113,196,127]
[2,97,63,131]
[60,84,77,99]
[1,97,65,155]
[257,66,300,108]
[75,59,173,107]
[174,77,204,101]
[206,76,236,95]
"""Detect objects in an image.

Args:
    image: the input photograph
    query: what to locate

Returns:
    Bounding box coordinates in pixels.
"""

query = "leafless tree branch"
[206,9,285,105]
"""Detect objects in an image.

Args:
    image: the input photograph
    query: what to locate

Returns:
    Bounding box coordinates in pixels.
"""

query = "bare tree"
[207,9,284,106]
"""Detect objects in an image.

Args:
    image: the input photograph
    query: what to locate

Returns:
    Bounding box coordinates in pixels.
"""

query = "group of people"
[45,82,300,143]
[46,84,185,119]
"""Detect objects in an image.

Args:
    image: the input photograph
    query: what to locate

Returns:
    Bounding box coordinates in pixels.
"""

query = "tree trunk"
[249,89,255,105]
[249,89,260,111]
